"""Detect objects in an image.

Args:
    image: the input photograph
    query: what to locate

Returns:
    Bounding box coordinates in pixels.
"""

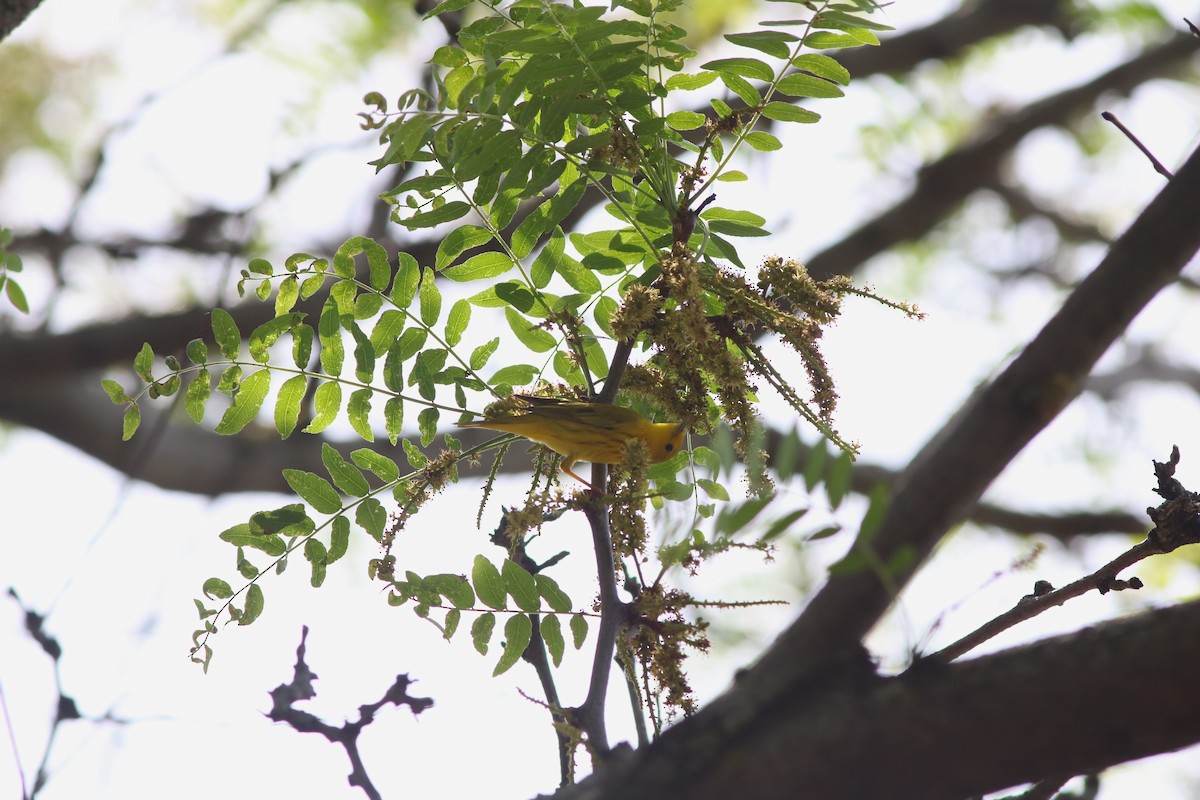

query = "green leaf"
[716,170,748,182]
[186,338,208,364]
[351,448,400,483]
[418,406,439,447]
[443,608,461,640]
[469,337,500,371]
[283,469,343,514]
[217,365,242,394]
[427,573,475,609]
[239,584,264,626]
[328,515,351,562]
[322,442,371,497]
[392,252,421,308]
[725,30,798,59]
[355,497,387,540]
[401,201,471,230]
[505,307,556,353]
[666,110,706,131]
[4,278,28,313]
[249,314,303,363]
[345,317,375,382]
[397,327,427,362]
[472,555,506,610]
[535,574,572,613]
[697,478,730,501]
[445,299,470,347]
[250,504,314,536]
[715,497,772,536]
[318,298,344,377]
[305,539,328,587]
[291,323,313,368]
[744,131,782,151]
[211,308,241,360]
[489,363,538,387]
[203,578,233,600]
[401,438,427,469]
[419,267,441,326]
[335,235,392,291]
[702,56,774,81]
[274,374,308,438]
[761,102,821,124]
[247,257,273,276]
[410,348,446,401]
[593,296,617,338]
[666,71,718,90]
[760,507,809,542]
[570,613,588,649]
[214,369,271,435]
[471,611,496,655]
[370,309,407,356]
[553,252,600,294]
[300,273,326,300]
[385,396,404,444]
[803,437,828,491]
[219,523,286,556]
[348,388,374,442]
[826,451,853,509]
[442,251,513,282]
[541,614,565,667]
[185,371,210,423]
[101,379,131,405]
[776,72,845,98]
[133,342,155,381]
[276,274,300,315]
[791,53,851,85]
[502,559,540,613]
[803,30,867,49]
[493,613,532,676]
[303,381,342,434]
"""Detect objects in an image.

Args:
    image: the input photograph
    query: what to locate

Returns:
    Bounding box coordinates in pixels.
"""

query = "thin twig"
[0,678,26,800]
[1101,111,1174,178]
[926,448,1200,664]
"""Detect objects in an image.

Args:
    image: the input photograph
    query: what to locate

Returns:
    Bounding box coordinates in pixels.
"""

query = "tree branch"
[747,139,1200,699]
[553,597,1200,800]
[803,31,1200,282]
[0,0,44,42]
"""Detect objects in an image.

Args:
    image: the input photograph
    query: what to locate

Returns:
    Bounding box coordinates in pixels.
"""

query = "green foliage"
[110,0,902,745]
[0,228,29,314]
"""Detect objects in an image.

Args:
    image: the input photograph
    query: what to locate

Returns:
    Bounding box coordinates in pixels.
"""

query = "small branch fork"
[267,626,433,800]
[926,446,1200,665]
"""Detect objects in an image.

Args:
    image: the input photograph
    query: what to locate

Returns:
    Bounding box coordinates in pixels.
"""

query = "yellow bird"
[460,395,687,488]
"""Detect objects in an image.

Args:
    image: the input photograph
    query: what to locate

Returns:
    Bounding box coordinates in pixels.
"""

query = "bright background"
[3,0,1200,797]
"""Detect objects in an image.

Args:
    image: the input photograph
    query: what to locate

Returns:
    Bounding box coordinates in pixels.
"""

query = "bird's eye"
[665,443,674,452]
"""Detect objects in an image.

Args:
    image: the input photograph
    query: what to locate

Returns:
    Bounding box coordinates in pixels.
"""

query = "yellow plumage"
[460,395,686,487]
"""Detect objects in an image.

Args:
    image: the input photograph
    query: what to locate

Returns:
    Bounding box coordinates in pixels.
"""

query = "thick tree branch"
[556,598,1200,800]
[0,0,44,42]
[749,139,1200,695]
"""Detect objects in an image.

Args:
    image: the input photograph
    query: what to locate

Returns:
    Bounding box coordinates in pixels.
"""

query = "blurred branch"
[987,182,1110,245]
[1086,344,1200,400]
[0,0,44,42]
[4,588,130,800]
[803,31,1200,282]
[267,626,433,800]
